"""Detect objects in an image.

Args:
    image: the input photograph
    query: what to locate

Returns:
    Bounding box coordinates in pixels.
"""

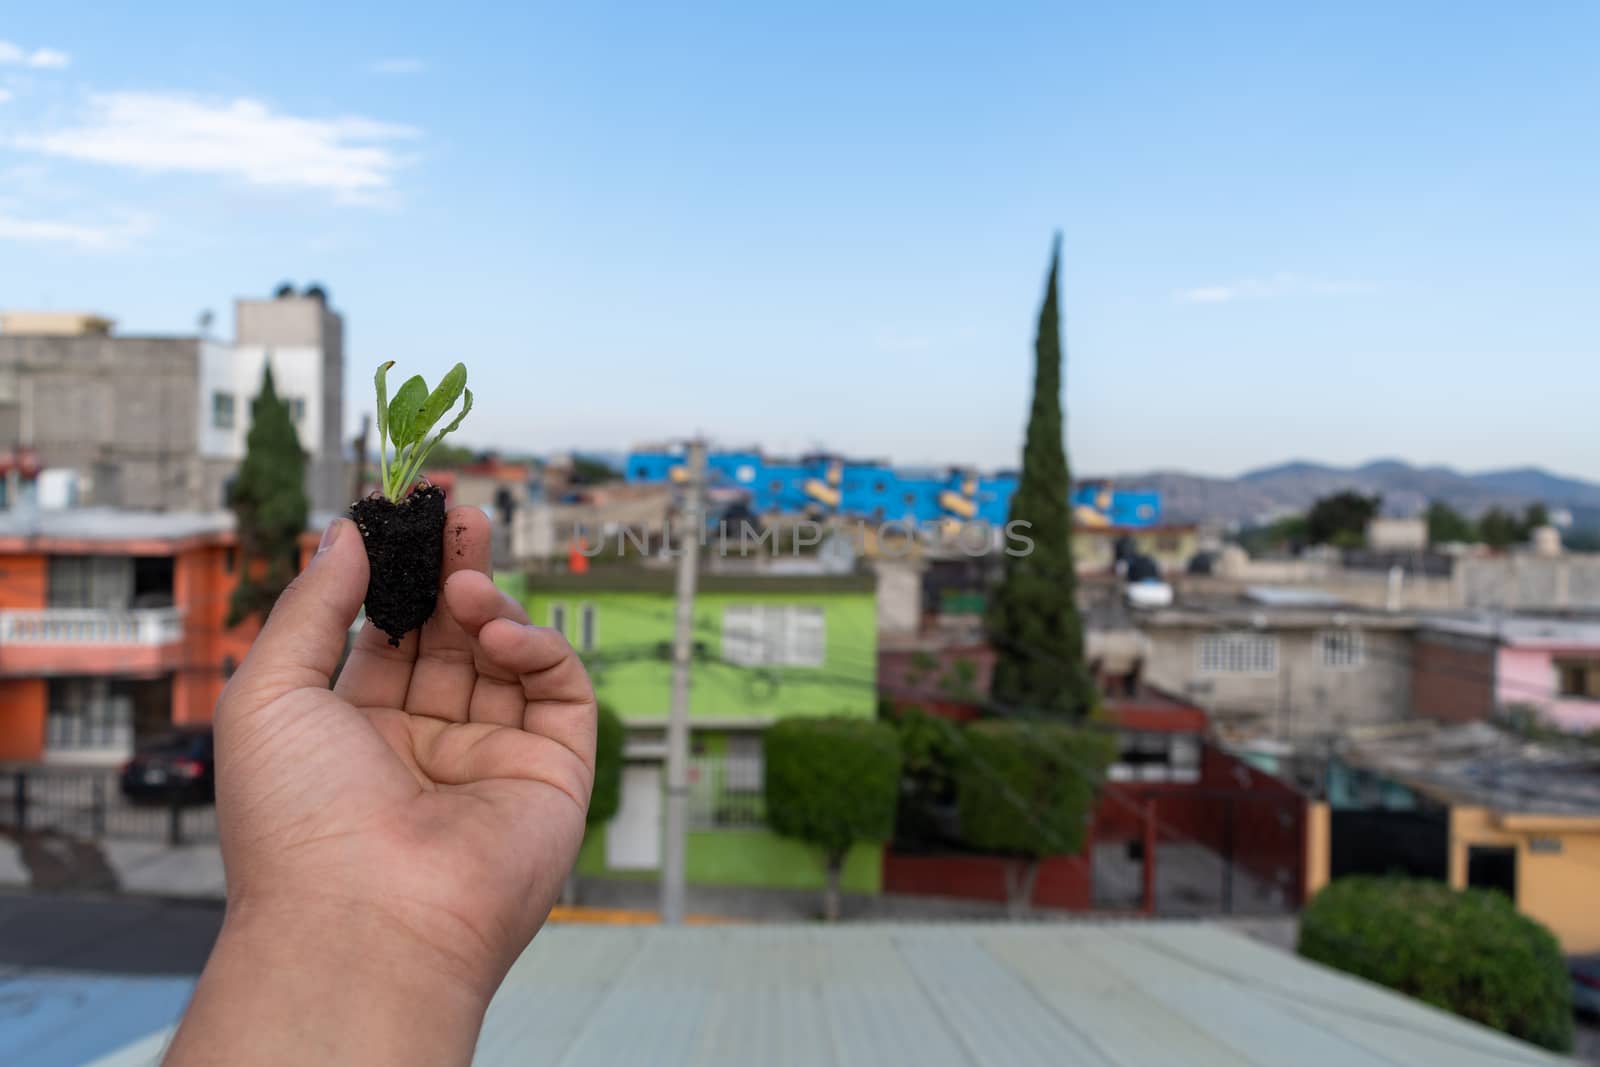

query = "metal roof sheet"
[81,921,1564,1066]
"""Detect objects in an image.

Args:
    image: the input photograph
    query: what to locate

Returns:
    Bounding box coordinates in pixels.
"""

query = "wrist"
[165,891,494,1067]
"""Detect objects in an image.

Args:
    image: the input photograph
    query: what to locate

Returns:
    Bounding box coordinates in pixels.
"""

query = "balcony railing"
[0,607,184,646]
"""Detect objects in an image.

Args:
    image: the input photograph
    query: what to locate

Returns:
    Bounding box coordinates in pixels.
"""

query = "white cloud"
[0,211,153,251]
[1173,273,1374,305]
[16,92,419,202]
[368,58,426,75]
[0,89,12,105]
[0,41,71,68]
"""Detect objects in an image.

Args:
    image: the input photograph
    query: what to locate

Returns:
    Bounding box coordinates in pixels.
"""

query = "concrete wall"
[1458,554,1600,612]
[0,334,204,510]
[1145,625,1413,737]
[873,560,923,636]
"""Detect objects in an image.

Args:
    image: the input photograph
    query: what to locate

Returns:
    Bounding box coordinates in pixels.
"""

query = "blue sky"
[1,3,1596,478]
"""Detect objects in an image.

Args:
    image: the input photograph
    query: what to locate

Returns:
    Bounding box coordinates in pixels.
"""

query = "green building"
[508,568,883,893]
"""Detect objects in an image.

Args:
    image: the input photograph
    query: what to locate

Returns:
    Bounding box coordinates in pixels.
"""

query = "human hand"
[165,507,595,1066]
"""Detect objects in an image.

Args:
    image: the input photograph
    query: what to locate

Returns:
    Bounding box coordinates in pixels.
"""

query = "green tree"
[571,454,621,484]
[563,702,624,906]
[227,364,308,625]
[986,236,1096,718]
[1305,491,1381,548]
[588,703,625,828]
[764,718,901,921]
[1425,500,1476,545]
[956,720,1115,916]
[1299,877,1572,1052]
[1523,502,1550,534]
[1479,506,1523,548]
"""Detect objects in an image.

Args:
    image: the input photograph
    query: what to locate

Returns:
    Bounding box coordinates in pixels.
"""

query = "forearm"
[164,897,491,1067]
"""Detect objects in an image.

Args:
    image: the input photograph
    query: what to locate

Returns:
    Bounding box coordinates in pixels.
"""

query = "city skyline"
[0,4,1596,479]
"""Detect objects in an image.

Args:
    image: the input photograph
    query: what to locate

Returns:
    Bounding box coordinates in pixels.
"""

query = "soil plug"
[351,361,474,645]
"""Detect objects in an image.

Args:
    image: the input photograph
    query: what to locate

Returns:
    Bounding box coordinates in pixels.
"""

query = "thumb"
[228,518,369,705]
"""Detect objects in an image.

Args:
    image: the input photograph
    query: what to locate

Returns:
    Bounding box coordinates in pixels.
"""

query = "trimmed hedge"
[955,720,1114,858]
[764,718,901,858]
[1298,877,1572,1053]
[587,703,624,827]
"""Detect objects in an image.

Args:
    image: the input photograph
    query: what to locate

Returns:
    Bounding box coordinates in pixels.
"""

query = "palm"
[215,510,595,988]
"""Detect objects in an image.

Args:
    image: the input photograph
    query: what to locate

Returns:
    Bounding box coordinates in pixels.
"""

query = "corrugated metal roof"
[82,921,1565,1066]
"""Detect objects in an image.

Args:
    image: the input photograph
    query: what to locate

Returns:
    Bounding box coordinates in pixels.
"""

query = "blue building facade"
[624,450,1162,528]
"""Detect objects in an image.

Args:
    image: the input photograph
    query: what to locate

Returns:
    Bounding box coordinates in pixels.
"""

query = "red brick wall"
[881,851,1094,909]
[1412,632,1496,723]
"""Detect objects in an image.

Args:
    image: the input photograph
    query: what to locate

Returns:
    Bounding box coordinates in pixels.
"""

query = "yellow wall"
[1449,806,1600,953]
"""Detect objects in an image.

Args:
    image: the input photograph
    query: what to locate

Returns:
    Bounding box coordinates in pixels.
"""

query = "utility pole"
[660,439,705,925]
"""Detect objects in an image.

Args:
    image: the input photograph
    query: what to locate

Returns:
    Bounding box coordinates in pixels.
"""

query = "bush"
[1298,877,1572,1053]
[587,703,624,827]
[956,720,1113,858]
[955,719,1114,913]
[890,707,967,850]
[764,717,901,919]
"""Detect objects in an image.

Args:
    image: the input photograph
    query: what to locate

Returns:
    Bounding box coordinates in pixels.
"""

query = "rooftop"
[1342,720,1600,816]
[83,923,1561,1066]
[1422,613,1600,648]
[0,509,235,544]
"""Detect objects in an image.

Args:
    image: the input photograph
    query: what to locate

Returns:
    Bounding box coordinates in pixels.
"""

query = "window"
[46,678,134,753]
[223,547,238,574]
[285,396,306,423]
[722,605,825,667]
[1317,629,1365,670]
[1556,659,1600,700]
[1109,731,1202,784]
[212,391,235,429]
[48,556,133,610]
[549,603,567,636]
[1197,633,1277,675]
[578,603,596,652]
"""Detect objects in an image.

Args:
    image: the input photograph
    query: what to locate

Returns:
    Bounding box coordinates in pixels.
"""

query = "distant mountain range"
[1097,459,1600,529]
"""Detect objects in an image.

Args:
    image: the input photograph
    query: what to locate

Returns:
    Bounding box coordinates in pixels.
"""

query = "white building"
[196,289,346,511]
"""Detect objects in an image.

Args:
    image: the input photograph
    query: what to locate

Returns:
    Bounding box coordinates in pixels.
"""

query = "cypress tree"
[227,363,309,625]
[986,235,1097,718]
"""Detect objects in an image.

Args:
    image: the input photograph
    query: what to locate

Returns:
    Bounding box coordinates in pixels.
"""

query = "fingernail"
[317,519,343,555]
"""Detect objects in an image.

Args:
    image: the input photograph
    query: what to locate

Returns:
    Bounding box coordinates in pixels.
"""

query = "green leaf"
[373,361,395,447]
[416,363,467,438]
[432,386,473,440]
[388,374,428,446]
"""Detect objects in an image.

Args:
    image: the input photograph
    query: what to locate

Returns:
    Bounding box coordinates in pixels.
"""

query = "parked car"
[119,727,216,805]
[1572,956,1600,1018]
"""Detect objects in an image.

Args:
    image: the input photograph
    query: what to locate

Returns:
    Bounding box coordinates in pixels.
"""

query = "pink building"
[1415,617,1600,733]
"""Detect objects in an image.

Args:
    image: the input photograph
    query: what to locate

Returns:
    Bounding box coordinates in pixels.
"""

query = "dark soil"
[350,484,447,645]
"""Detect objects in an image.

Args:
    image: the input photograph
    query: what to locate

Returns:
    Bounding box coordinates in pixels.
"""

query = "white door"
[606,764,663,870]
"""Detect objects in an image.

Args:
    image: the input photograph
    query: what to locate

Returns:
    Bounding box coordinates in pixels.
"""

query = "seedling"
[374,360,474,502]
[352,361,475,645]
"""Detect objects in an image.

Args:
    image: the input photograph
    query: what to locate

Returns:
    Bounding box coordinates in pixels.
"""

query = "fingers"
[440,570,531,727]
[400,508,495,721]
[443,573,595,767]
[227,519,368,708]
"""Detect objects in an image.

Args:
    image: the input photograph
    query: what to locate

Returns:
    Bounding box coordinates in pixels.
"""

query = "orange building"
[0,510,316,763]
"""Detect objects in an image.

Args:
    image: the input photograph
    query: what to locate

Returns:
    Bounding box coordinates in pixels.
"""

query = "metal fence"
[687,753,765,830]
[0,766,218,845]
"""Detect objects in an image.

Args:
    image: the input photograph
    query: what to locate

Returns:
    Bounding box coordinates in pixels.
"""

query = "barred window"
[722,605,825,667]
[1316,629,1365,670]
[1197,633,1278,675]
[578,603,596,652]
